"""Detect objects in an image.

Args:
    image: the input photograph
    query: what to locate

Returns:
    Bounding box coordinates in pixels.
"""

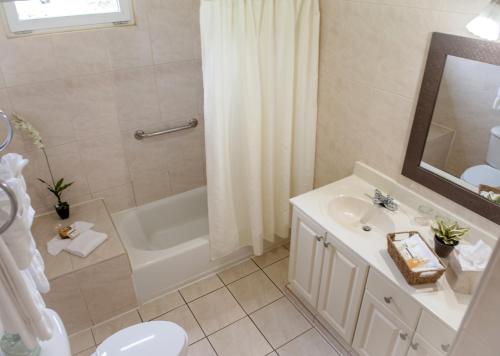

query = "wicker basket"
[387,231,446,285]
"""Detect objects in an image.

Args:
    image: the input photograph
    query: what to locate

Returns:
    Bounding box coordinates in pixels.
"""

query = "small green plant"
[432,219,469,246]
[38,178,73,207]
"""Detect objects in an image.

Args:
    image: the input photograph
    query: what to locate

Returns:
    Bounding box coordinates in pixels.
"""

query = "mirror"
[403,32,500,224]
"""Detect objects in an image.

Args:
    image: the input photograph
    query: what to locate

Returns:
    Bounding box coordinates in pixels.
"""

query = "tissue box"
[449,251,483,294]
[448,240,492,294]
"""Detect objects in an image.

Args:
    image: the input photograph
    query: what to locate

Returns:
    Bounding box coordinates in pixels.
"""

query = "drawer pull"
[384,296,393,304]
[410,342,419,350]
[441,344,450,352]
[315,235,323,242]
[399,332,408,341]
[324,241,331,248]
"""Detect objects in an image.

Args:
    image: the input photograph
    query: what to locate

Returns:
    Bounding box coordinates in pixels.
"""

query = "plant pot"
[55,202,70,220]
[434,235,457,258]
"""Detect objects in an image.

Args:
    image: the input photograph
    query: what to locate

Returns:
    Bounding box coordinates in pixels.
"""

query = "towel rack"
[0,181,18,235]
[0,111,18,234]
[0,111,13,152]
[134,119,198,140]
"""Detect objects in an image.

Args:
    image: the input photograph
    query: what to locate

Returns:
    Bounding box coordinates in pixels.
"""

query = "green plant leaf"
[59,182,73,192]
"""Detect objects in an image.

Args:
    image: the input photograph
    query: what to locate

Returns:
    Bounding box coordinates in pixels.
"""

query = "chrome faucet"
[372,189,398,212]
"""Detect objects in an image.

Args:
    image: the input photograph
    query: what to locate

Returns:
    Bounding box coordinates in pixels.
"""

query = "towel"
[65,230,108,258]
[47,221,95,256]
[0,237,52,349]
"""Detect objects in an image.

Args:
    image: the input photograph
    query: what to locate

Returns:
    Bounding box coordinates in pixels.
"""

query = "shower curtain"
[200,0,320,259]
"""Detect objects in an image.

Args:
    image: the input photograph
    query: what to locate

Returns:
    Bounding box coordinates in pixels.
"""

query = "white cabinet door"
[288,208,326,309]
[317,234,369,343]
[406,334,443,356]
[353,292,412,356]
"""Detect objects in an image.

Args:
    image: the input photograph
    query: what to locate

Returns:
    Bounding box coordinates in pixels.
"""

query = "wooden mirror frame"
[403,32,500,224]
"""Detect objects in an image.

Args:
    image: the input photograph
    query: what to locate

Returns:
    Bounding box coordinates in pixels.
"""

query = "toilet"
[40,309,188,356]
[461,126,500,188]
[91,321,188,356]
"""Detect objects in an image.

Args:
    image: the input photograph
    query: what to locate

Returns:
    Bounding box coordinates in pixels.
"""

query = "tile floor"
[69,245,344,356]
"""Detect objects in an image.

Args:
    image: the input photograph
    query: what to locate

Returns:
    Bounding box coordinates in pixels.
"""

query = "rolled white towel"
[65,230,108,258]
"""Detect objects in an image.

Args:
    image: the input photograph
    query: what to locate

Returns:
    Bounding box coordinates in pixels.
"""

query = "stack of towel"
[0,153,53,349]
[47,221,108,258]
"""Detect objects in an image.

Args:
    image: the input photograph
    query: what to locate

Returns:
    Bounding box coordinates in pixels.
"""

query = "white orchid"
[10,112,45,149]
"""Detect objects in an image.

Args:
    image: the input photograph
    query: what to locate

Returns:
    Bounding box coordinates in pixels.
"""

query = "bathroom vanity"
[287,162,496,356]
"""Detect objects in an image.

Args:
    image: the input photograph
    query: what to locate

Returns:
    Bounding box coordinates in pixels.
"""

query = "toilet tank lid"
[95,321,187,356]
[492,126,500,138]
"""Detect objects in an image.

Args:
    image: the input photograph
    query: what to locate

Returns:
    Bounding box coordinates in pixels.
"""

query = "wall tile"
[155,60,203,124]
[78,133,130,193]
[44,273,93,334]
[106,27,153,70]
[76,255,138,324]
[112,66,162,132]
[8,80,75,148]
[92,183,136,213]
[148,0,197,64]
[52,31,111,77]
[131,168,172,205]
[65,73,120,141]
[0,36,60,86]
[43,142,92,203]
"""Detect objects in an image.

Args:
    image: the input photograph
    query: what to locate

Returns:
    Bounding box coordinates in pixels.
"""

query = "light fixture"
[466,0,500,41]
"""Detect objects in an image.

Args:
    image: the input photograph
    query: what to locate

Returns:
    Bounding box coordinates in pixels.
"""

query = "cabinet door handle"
[399,332,408,341]
[441,344,450,352]
[323,241,331,248]
[383,296,392,304]
[315,235,323,242]
[410,342,419,350]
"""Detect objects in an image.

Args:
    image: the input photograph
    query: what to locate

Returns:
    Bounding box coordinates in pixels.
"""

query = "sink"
[325,196,396,234]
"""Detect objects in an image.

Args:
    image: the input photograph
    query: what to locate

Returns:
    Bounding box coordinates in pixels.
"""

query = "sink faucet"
[372,189,398,212]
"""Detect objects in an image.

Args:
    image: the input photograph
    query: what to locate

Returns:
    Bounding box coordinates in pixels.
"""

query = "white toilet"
[461,126,500,188]
[40,309,188,356]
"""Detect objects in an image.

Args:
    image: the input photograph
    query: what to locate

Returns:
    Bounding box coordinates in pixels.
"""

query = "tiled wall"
[316,0,500,234]
[0,0,205,214]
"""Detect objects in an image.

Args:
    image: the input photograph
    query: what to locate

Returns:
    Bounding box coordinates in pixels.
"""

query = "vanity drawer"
[366,269,421,328]
[417,310,455,354]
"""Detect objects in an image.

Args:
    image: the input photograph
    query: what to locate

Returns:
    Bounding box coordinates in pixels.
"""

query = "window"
[2,0,134,35]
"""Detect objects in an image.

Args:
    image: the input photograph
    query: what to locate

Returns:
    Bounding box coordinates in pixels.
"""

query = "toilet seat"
[461,165,500,187]
[92,321,188,356]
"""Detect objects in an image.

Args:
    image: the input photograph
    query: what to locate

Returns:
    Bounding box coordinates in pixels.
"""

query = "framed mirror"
[403,32,500,224]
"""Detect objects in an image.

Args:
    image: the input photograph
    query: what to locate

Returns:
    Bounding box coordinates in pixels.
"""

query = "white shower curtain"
[200,0,320,259]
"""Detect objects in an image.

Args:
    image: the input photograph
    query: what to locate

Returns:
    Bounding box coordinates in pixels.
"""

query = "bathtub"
[112,186,252,303]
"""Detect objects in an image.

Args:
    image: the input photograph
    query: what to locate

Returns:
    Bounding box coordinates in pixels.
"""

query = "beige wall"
[0,0,205,214]
[432,56,500,176]
[316,0,500,235]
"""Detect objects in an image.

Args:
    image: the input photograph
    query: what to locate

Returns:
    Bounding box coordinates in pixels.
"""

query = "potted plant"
[431,219,469,258]
[38,178,73,219]
[11,113,74,219]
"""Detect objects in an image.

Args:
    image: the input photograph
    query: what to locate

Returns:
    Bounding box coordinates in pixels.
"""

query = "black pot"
[434,235,457,258]
[55,202,70,220]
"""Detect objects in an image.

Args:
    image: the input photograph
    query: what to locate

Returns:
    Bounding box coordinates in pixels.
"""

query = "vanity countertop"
[290,163,495,331]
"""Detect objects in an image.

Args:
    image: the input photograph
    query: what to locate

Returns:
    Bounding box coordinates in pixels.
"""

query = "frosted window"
[2,0,133,35]
[15,0,121,20]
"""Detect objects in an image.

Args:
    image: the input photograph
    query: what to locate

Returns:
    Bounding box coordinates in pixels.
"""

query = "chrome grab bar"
[134,119,198,140]
[0,180,18,235]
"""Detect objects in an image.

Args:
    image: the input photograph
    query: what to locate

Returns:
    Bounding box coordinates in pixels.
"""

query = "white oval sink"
[325,196,395,234]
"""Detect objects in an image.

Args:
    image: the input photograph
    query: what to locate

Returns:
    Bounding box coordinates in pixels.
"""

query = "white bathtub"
[112,187,252,303]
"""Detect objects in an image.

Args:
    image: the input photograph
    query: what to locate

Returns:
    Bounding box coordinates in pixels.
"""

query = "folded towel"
[47,221,95,256]
[65,230,108,258]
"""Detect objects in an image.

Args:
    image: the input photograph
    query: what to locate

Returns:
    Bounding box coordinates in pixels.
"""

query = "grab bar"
[134,119,198,140]
[0,180,18,235]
